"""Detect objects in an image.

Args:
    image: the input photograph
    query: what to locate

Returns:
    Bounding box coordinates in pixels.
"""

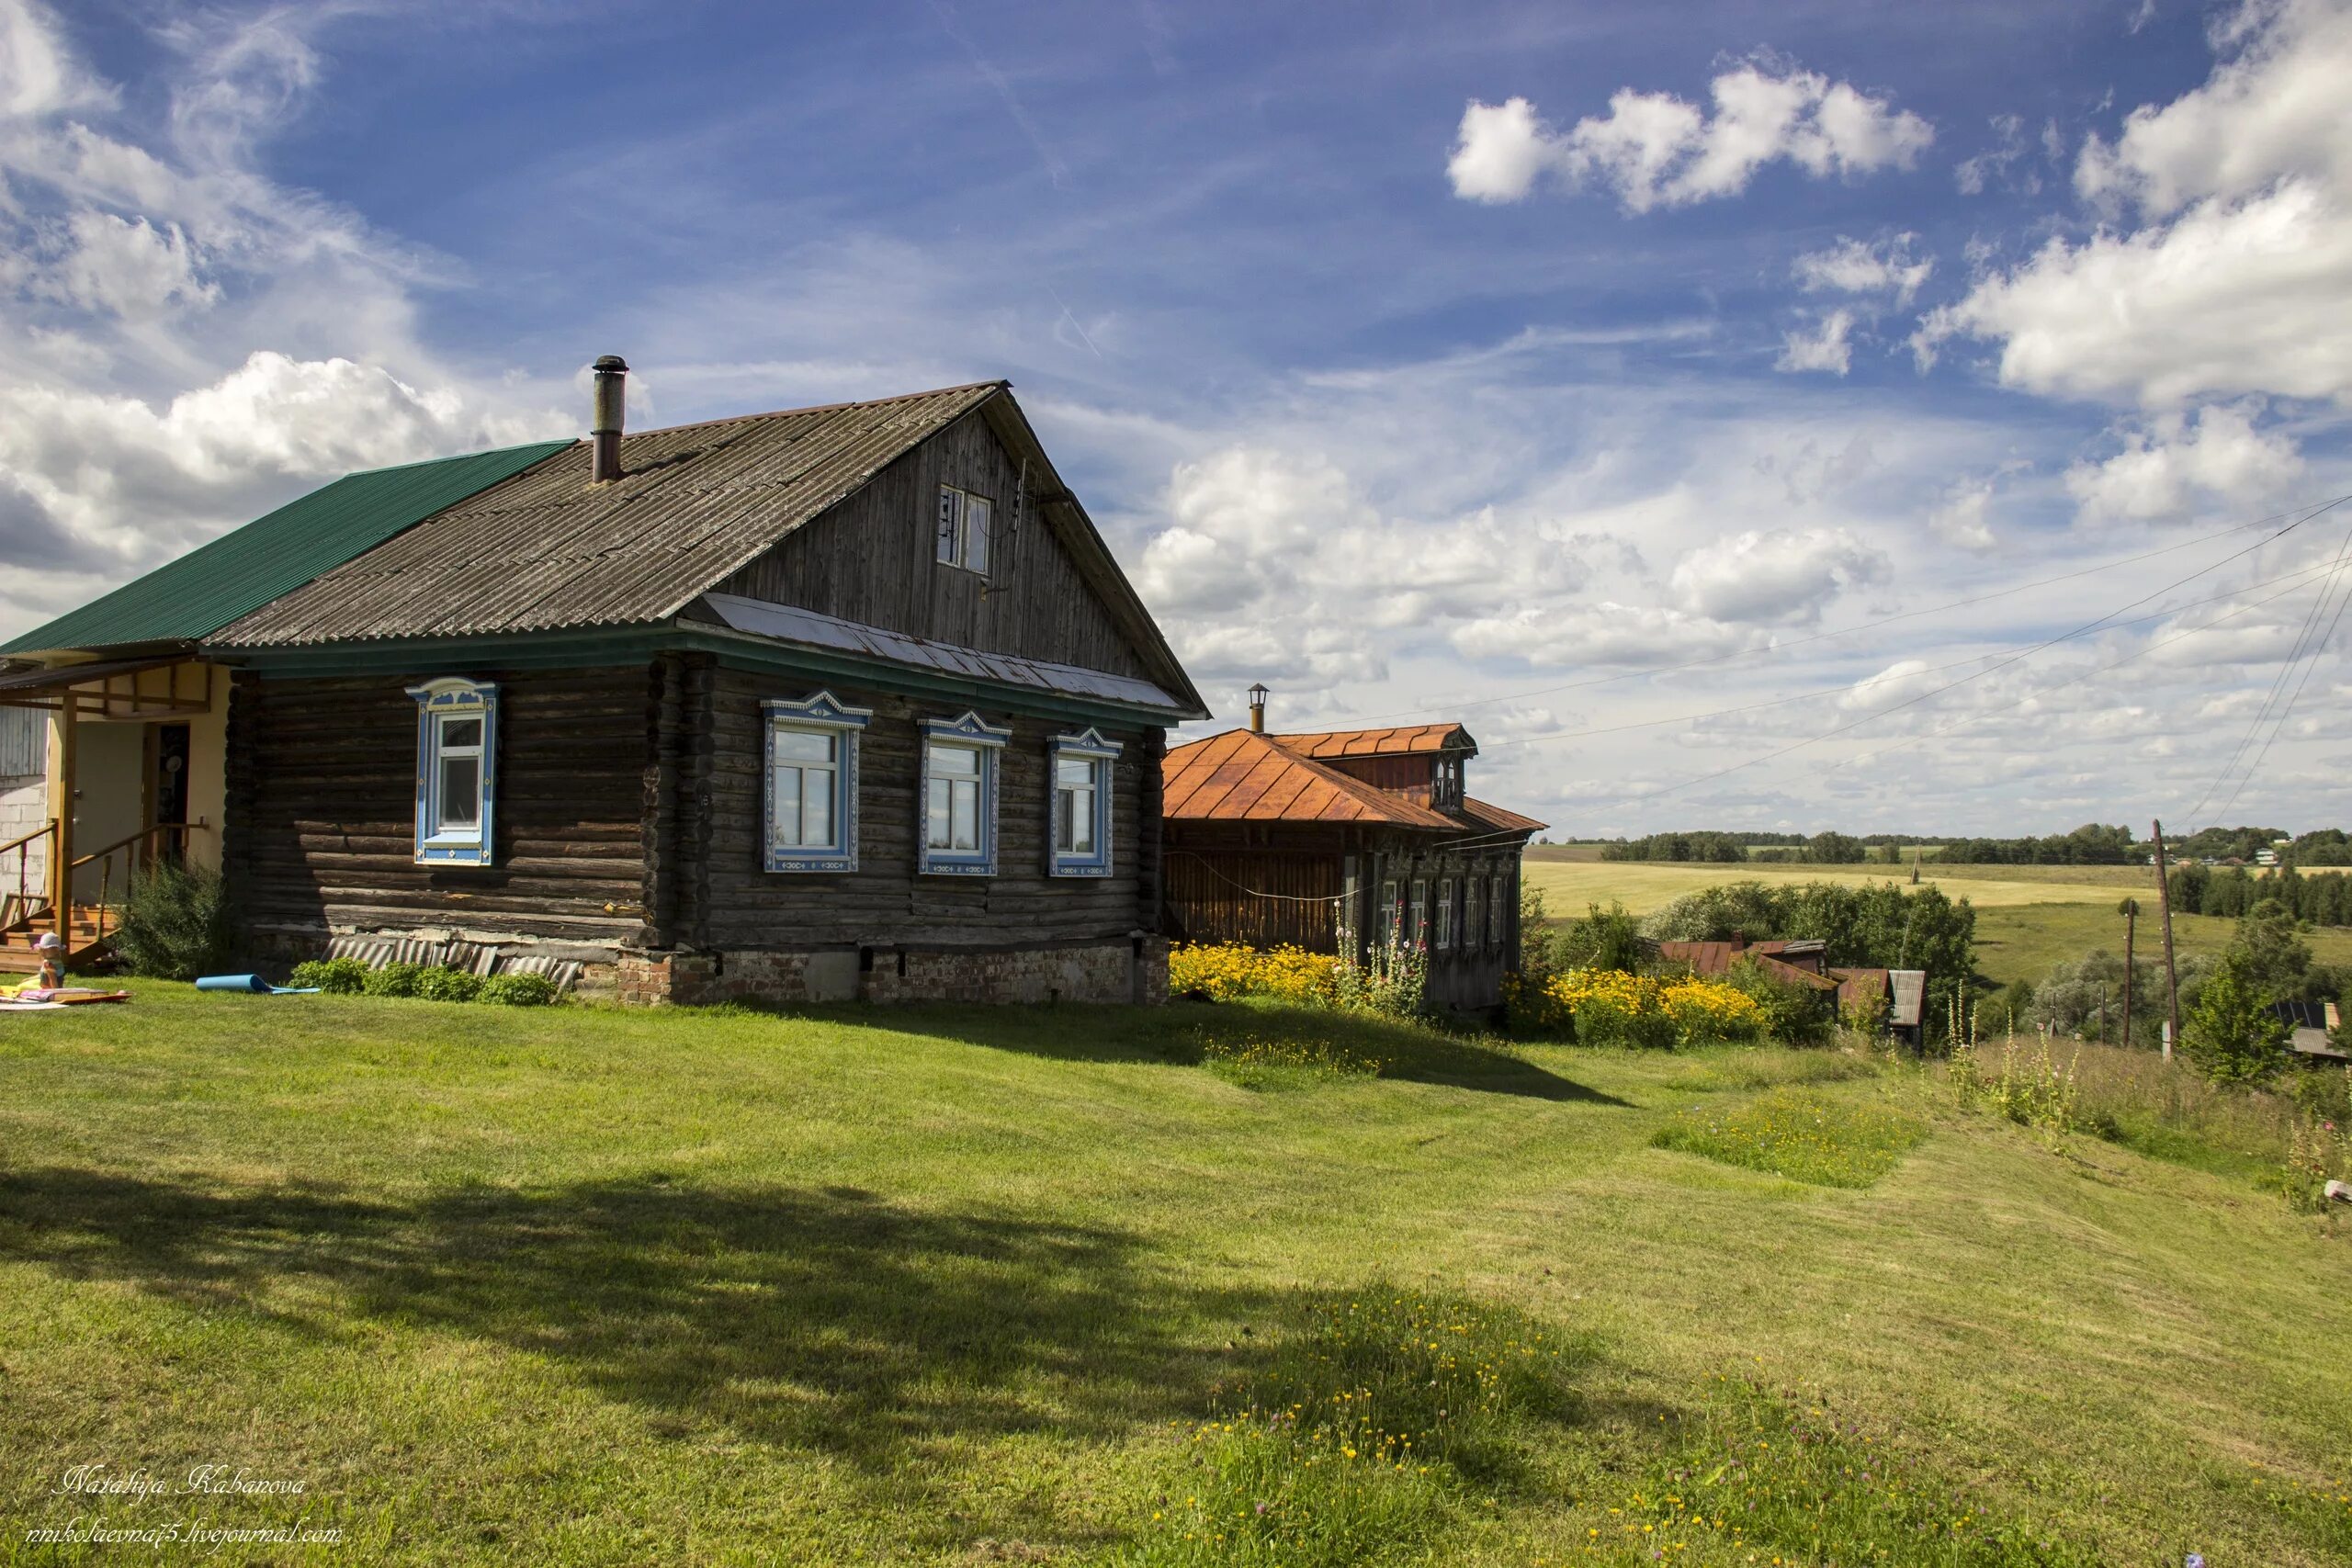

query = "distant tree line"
[2165,863,2352,927]
[1933,823,2140,864]
[1601,830,1873,864]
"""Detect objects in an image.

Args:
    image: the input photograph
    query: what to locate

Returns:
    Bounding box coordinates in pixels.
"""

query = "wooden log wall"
[695,665,1159,950]
[716,411,1153,682]
[1160,821,1529,1009]
[225,666,653,946]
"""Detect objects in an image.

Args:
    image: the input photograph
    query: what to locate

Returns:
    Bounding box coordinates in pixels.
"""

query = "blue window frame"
[1048,728,1119,877]
[762,692,872,873]
[407,676,497,866]
[919,712,1010,875]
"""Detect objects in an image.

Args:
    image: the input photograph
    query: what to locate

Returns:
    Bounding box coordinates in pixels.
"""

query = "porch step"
[0,906,119,968]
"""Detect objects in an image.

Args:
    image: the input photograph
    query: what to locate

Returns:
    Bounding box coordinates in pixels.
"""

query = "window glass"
[769,725,842,850]
[1408,879,1428,944]
[1465,879,1482,949]
[927,741,983,852]
[1437,877,1454,948]
[437,757,479,829]
[441,717,482,750]
[1054,754,1098,855]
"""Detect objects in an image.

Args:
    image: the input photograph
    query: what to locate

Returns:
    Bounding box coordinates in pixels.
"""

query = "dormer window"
[936,485,992,575]
[1433,754,1464,808]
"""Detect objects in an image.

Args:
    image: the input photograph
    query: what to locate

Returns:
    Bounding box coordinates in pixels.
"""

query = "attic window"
[935,485,992,575]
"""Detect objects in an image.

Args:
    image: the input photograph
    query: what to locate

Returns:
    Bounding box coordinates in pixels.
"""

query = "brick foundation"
[616,938,1170,1008]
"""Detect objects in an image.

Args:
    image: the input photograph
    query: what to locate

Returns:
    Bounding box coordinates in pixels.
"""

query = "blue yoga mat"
[196,974,320,995]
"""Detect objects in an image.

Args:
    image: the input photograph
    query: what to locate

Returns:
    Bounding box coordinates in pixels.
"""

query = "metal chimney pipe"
[1247,682,1269,734]
[590,355,628,482]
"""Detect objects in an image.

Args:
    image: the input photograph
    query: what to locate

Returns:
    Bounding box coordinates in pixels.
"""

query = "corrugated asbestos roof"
[699,592,1187,715]
[1275,724,1475,759]
[1,440,573,656]
[1162,728,1545,836]
[216,384,1001,648]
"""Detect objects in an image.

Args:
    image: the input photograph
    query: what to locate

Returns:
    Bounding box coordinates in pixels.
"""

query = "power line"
[1812,566,2340,784]
[1533,499,2347,820]
[2200,546,2352,826]
[2180,525,2352,824]
[1476,556,2350,753]
[1347,492,2352,727]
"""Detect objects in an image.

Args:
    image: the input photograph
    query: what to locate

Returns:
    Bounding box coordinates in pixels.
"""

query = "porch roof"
[0,439,572,658]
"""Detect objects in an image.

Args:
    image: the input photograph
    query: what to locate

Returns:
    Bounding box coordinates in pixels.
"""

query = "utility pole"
[2119,897,2138,1051]
[2151,820,2183,1061]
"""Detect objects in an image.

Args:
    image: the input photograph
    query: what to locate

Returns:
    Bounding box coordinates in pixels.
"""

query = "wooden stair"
[0,907,120,972]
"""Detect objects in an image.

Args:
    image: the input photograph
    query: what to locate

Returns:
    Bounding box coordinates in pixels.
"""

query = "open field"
[1524,853,2148,912]
[1526,853,2352,987]
[2,987,2348,1563]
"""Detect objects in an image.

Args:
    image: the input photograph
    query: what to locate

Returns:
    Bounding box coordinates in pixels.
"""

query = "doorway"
[150,721,190,863]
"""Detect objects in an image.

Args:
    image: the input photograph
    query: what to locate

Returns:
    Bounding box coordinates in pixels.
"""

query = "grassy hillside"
[1525,855,2352,987]
[2,987,2347,1564]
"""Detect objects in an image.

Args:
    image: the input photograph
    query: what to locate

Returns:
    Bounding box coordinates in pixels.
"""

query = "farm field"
[3,986,2348,1564]
[1523,852,2146,912]
[1526,852,2352,987]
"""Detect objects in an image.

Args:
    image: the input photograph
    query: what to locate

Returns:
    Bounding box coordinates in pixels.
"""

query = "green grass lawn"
[2,987,2348,1564]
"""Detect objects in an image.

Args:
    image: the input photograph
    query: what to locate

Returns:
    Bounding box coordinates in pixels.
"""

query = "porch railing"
[0,818,56,930]
[71,819,210,932]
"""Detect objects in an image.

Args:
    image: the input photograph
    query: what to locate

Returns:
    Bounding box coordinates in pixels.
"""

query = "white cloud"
[0,0,110,118]
[0,351,566,561]
[1793,234,1933,303]
[0,1,567,593]
[1666,527,1890,623]
[1928,478,2000,550]
[1925,0,2352,409]
[1451,603,1750,668]
[38,209,217,318]
[2064,402,2303,523]
[1775,309,1854,375]
[1447,59,1931,211]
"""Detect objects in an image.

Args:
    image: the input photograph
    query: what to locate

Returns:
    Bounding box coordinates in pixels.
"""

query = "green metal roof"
[0,439,576,657]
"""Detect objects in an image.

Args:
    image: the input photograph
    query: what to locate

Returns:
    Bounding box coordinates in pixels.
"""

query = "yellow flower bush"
[1169,942,1342,1006]
[1506,968,1762,1047]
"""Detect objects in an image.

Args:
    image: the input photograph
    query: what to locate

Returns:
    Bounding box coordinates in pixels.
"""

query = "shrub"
[1508,968,1762,1047]
[479,971,560,1007]
[111,861,238,981]
[1547,899,1645,974]
[2182,954,2290,1086]
[416,964,484,1002]
[1170,942,1341,1006]
[1651,1089,1928,1187]
[1332,942,1425,1021]
[1720,956,1831,1046]
[288,956,368,994]
[363,961,425,998]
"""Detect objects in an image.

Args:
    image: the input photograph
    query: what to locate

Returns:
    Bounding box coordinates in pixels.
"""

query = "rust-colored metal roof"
[1273,724,1475,760]
[1162,728,1545,837]
[217,383,1003,649]
[1657,939,1839,992]
[1458,795,1545,835]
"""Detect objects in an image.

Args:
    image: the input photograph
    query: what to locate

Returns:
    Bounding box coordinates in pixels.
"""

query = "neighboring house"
[1656,934,1926,1046]
[0,361,1207,1001]
[1159,704,1544,1012]
[2275,999,2347,1064]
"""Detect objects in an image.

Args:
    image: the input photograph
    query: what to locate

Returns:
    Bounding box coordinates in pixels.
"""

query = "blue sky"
[5,0,2349,836]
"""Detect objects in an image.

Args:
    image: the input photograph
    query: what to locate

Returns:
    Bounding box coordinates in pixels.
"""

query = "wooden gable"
[713,403,1168,687]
